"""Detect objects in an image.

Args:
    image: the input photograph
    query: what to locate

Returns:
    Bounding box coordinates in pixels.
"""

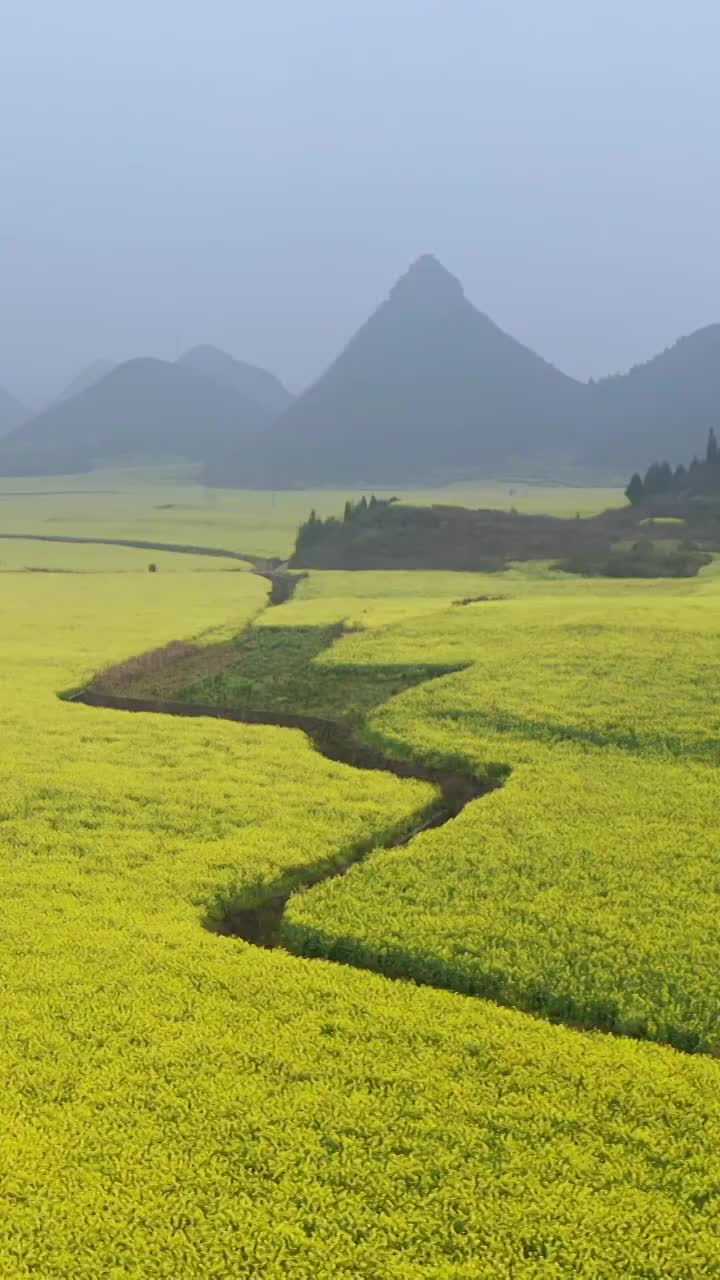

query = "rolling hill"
[178,345,293,414]
[0,357,270,475]
[587,324,720,467]
[54,359,117,405]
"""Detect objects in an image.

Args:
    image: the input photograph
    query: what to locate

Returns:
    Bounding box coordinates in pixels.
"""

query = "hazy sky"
[2,0,719,405]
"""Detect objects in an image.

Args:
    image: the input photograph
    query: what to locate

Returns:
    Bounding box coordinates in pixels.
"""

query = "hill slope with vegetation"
[589,325,720,467]
[0,357,271,475]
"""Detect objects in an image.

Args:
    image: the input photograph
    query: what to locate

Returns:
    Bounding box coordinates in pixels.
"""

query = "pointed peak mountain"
[389,254,465,307]
[205,256,584,488]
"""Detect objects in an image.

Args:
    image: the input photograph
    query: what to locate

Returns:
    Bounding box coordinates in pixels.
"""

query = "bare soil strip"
[0,531,278,570]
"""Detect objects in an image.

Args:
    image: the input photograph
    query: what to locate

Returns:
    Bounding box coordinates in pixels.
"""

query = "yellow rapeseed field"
[0,505,719,1276]
[286,588,720,1050]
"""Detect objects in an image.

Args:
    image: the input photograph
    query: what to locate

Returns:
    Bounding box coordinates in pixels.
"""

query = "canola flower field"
[1,475,719,1277]
[279,587,720,1051]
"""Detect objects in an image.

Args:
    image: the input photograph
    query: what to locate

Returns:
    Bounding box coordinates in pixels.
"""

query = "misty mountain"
[178,346,293,414]
[0,357,270,475]
[587,325,720,467]
[4,258,720,484]
[55,359,117,405]
[205,255,587,487]
[0,387,28,438]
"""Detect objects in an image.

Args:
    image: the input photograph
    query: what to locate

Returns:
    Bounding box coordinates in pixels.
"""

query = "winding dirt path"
[62,562,500,950]
[66,686,497,947]
[42,539,717,1054]
[0,531,279,571]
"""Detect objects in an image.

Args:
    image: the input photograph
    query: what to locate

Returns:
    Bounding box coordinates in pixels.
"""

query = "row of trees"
[625,429,720,505]
[342,494,397,522]
[295,495,398,552]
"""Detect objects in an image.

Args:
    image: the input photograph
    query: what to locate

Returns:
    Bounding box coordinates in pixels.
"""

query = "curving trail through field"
[67,681,500,949]
[0,530,278,570]
[58,560,504,968]
[25,529,714,1058]
[39,547,720,1063]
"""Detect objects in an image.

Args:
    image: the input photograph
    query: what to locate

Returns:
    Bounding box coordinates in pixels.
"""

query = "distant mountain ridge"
[586,325,720,466]
[0,386,27,438]
[178,346,293,414]
[0,357,270,475]
[207,257,720,487]
[3,259,720,481]
[55,359,117,405]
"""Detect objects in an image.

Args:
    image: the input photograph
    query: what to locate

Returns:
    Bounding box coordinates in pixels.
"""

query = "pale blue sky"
[2,0,719,403]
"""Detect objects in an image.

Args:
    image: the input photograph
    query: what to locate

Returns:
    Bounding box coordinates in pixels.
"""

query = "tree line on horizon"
[295,495,399,553]
[625,428,720,504]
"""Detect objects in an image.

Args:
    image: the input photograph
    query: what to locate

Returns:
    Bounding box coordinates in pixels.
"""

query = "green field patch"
[93,620,469,726]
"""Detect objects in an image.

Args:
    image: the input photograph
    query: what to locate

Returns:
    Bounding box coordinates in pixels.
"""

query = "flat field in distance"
[2,473,719,1277]
[0,463,624,558]
[0,536,253,574]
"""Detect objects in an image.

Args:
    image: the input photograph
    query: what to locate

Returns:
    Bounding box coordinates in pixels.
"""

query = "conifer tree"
[643,461,673,495]
[625,472,645,505]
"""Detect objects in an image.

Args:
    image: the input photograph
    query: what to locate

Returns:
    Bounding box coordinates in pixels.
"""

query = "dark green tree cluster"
[342,494,396,521]
[625,429,720,505]
[295,495,398,554]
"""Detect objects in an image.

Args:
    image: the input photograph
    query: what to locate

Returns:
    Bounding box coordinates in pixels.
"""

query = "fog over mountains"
[207,256,720,486]
[55,360,117,405]
[207,255,586,487]
[0,356,272,475]
[0,387,28,439]
[177,346,293,415]
[2,255,720,482]
[587,325,720,467]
